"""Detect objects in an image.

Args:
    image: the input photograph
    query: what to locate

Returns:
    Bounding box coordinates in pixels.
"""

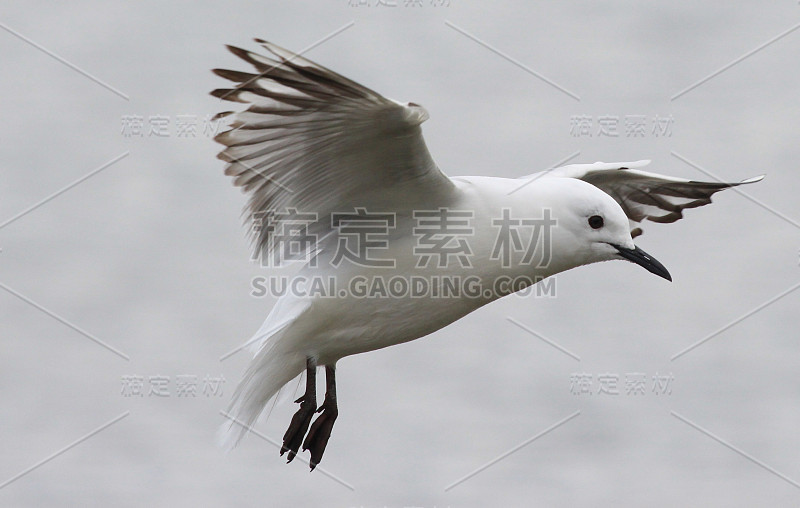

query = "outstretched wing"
[543,160,763,237]
[212,39,455,261]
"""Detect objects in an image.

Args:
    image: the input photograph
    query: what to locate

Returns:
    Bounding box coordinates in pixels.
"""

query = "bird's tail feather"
[218,326,306,451]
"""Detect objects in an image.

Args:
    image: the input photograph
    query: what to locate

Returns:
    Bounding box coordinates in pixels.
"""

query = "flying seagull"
[212,40,763,470]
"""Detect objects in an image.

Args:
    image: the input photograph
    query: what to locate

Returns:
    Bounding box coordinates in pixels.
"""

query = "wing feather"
[211,40,455,263]
[527,161,764,236]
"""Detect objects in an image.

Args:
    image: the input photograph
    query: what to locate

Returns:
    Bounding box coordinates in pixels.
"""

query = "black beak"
[614,245,672,282]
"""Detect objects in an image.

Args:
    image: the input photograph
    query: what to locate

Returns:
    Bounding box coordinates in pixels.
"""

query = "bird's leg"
[303,364,338,471]
[280,357,317,463]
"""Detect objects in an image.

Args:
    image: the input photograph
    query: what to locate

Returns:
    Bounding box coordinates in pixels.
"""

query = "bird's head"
[540,178,672,281]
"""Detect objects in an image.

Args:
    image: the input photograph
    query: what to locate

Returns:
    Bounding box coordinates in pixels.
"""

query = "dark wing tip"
[210,88,246,102]
[224,44,245,58]
[212,68,257,82]
[212,111,233,121]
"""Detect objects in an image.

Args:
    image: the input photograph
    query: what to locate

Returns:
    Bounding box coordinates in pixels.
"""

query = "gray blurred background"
[1,1,798,506]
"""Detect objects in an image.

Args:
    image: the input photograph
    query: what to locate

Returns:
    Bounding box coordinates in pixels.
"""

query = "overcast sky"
[1,1,799,506]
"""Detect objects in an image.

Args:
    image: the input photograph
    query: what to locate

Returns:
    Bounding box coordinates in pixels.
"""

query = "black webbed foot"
[303,398,338,470]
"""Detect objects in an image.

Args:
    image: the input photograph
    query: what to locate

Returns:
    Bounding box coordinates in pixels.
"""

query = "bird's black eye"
[588,215,604,229]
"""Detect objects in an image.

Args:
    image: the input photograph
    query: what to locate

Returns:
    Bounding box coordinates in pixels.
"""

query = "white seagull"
[212,40,763,469]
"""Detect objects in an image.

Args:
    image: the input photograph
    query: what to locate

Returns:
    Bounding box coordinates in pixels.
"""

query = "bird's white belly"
[285,209,559,364]
[304,288,486,364]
